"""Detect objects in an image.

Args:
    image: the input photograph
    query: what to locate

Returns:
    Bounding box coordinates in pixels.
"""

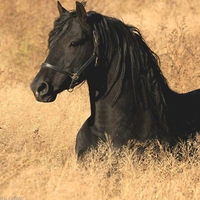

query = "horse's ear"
[57,1,69,15]
[76,1,87,24]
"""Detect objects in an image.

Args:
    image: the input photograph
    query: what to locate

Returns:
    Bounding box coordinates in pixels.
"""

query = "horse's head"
[31,1,97,102]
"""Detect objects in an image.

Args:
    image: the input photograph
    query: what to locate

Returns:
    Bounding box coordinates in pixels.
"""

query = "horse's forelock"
[48,11,77,48]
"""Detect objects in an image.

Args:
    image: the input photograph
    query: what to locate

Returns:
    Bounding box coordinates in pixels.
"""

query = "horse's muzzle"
[30,81,57,102]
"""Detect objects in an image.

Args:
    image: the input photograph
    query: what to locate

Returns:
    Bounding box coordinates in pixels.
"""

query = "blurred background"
[0,0,200,198]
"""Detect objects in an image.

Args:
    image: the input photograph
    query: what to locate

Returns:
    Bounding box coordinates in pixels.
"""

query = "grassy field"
[1,0,200,199]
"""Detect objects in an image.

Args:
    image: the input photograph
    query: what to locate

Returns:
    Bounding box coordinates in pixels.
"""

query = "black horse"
[31,1,200,158]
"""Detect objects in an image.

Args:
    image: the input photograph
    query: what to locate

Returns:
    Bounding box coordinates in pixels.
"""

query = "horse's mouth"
[34,93,57,103]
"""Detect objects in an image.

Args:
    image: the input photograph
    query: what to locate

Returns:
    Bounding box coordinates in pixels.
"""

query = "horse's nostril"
[36,82,49,96]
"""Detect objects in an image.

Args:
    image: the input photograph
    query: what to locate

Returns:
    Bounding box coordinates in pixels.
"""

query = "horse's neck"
[88,75,137,126]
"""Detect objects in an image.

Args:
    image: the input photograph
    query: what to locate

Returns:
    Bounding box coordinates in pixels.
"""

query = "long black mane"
[88,12,170,128]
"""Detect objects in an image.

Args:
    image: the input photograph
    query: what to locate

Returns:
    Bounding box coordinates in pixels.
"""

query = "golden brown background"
[1,0,200,199]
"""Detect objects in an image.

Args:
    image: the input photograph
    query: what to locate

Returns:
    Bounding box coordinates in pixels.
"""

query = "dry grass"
[1,0,200,199]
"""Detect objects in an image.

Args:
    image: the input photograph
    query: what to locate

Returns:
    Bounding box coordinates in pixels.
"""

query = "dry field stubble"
[1,0,200,199]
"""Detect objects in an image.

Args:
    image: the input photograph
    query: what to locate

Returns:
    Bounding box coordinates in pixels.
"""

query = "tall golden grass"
[1,0,200,199]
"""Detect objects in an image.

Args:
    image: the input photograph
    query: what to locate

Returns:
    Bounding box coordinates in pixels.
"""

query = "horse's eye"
[70,41,78,47]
